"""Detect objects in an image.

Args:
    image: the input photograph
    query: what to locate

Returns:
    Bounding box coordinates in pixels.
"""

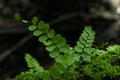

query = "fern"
[28,20,70,58]
[14,14,115,80]
[13,54,50,80]
[74,26,95,62]
[12,13,120,80]
[25,53,44,72]
[12,14,96,80]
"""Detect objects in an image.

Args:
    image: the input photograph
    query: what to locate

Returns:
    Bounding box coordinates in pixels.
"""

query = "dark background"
[0,0,120,79]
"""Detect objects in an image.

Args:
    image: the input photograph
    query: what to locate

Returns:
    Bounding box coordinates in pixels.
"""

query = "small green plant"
[12,13,120,80]
[80,45,120,80]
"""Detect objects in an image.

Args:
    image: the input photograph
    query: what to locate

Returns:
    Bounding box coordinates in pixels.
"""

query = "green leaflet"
[84,26,92,33]
[55,54,74,69]
[25,54,44,72]
[56,37,66,48]
[59,44,70,53]
[38,21,44,29]
[47,29,55,38]
[74,46,82,53]
[45,44,56,52]
[52,34,62,43]
[28,25,37,31]
[32,17,38,25]
[14,13,21,20]
[43,40,52,46]
[74,26,95,62]
[49,48,60,58]
[38,35,48,43]
[84,48,93,54]
[33,29,43,36]
[76,41,84,48]
[82,54,91,62]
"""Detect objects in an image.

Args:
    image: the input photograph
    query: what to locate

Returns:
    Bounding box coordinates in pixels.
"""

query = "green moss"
[80,45,120,80]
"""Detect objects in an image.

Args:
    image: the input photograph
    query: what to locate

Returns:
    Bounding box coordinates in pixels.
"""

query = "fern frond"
[28,20,71,58]
[25,53,44,72]
[74,26,95,62]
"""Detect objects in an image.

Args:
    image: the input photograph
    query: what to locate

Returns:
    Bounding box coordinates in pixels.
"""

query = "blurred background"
[0,0,120,79]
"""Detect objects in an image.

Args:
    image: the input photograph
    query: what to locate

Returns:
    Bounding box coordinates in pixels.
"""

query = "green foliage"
[28,25,37,31]
[74,26,95,62]
[12,15,120,80]
[14,13,28,23]
[12,72,50,80]
[13,54,50,80]
[79,45,120,80]
[25,54,44,72]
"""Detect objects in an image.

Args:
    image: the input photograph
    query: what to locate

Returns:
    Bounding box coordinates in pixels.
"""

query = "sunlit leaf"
[55,54,74,68]
[76,41,84,48]
[25,53,44,72]
[45,45,56,52]
[74,46,82,53]
[82,54,91,62]
[80,38,86,44]
[85,43,92,47]
[56,38,66,48]
[87,39,94,43]
[52,34,62,43]
[73,54,80,61]
[84,48,93,54]
[59,44,70,53]
[49,48,60,58]
[28,25,37,31]
[47,29,55,38]
[33,30,43,36]
[84,26,92,33]
[43,40,52,46]
[38,35,48,42]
